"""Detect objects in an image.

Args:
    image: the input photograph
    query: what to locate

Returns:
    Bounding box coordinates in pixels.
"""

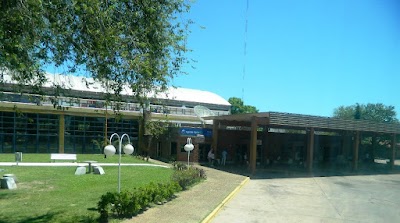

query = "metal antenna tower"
[242,0,249,101]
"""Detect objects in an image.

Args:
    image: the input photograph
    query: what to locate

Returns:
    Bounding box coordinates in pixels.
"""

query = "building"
[0,73,230,163]
[4,73,398,170]
[207,112,400,172]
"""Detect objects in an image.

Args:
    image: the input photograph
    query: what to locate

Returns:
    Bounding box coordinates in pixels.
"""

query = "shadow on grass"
[0,191,18,200]
[0,211,60,223]
[0,211,98,223]
[87,207,98,211]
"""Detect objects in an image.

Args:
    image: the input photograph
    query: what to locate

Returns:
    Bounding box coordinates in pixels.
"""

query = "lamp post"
[184,138,194,166]
[104,133,134,193]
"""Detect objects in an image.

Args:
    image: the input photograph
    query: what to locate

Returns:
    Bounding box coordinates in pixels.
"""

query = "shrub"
[97,181,182,220]
[98,192,116,220]
[97,166,206,221]
[163,181,181,201]
[172,161,187,170]
[171,166,207,190]
[169,156,177,162]
[114,191,135,217]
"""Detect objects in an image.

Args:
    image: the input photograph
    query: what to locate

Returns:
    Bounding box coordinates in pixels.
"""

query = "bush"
[114,191,136,217]
[172,161,187,170]
[97,181,182,220]
[97,166,206,221]
[171,166,207,190]
[98,192,116,220]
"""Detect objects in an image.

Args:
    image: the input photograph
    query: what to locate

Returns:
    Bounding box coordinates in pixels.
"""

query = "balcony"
[0,92,230,117]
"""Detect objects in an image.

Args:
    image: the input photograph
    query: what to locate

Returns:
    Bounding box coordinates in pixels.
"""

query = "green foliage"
[144,119,169,138]
[354,103,362,120]
[228,97,258,114]
[0,0,48,94]
[172,161,188,170]
[333,103,399,158]
[333,103,398,123]
[171,165,207,190]
[97,165,206,221]
[98,181,181,220]
[97,192,115,220]
[1,0,193,108]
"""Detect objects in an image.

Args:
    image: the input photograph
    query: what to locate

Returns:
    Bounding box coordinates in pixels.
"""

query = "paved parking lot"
[212,174,400,223]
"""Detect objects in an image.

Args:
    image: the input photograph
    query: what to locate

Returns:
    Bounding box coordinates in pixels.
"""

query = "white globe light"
[184,143,194,152]
[104,145,116,156]
[123,144,134,155]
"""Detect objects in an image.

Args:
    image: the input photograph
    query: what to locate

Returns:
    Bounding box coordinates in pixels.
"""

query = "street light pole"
[104,133,134,193]
[184,138,194,166]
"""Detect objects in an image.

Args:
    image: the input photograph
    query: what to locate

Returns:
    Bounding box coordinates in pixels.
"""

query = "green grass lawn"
[0,154,173,223]
[0,153,149,164]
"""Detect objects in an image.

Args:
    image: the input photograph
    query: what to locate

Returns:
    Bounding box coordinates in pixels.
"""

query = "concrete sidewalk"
[212,173,400,223]
[123,165,248,223]
[122,161,400,223]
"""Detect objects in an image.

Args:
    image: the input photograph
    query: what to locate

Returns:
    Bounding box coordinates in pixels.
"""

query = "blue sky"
[172,0,400,118]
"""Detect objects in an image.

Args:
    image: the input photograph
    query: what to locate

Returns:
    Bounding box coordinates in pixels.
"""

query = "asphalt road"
[212,174,400,223]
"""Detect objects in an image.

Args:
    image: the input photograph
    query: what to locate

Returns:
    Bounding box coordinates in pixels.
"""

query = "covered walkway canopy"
[206,112,400,173]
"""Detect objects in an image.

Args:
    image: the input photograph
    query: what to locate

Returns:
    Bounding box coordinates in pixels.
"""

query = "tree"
[354,103,361,120]
[333,103,399,159]
[1,0,193,154]
[1,0,192,105]
[140,110,169,159]
[228,97,258,114]
[333,103,398,123]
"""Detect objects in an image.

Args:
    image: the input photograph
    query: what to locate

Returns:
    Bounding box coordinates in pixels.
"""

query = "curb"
[201,176,250,223]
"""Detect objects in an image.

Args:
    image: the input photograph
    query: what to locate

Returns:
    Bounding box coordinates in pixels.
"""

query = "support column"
[263,128,269,165]
[306,128,315,171]
[212,120,219,158]
[59,114,65,153]
[390,134,396,169]
[138,117,144,155]
[249,117,258,174]
[353,131,360,171]
[340,131,348,157]
[371,133,377,162]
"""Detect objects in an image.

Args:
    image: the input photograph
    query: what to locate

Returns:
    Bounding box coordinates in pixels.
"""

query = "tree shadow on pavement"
[200,161,400,180]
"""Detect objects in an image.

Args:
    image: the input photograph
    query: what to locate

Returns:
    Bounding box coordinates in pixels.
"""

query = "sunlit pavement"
[212,173,400,223]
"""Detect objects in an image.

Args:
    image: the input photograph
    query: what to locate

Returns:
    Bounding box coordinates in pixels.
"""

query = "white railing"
[0,92,230,117]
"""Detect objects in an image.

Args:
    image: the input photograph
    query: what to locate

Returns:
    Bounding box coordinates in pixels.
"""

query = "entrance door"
[198,144,211,162]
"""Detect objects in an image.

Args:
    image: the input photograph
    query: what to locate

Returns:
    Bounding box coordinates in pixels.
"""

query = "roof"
[153,87,231,106]
[1,72,230,107]
[206,112,400,134]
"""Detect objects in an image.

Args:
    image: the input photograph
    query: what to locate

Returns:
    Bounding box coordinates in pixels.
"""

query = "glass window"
[0,112,59,153]
[171,142,177,156]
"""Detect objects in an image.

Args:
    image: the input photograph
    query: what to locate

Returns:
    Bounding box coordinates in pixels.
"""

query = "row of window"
[0,111,138,153]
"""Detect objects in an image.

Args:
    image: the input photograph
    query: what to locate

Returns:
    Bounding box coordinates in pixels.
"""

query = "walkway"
[123,165,247,223]
[121,161,400,223]
[212,173,400,223]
